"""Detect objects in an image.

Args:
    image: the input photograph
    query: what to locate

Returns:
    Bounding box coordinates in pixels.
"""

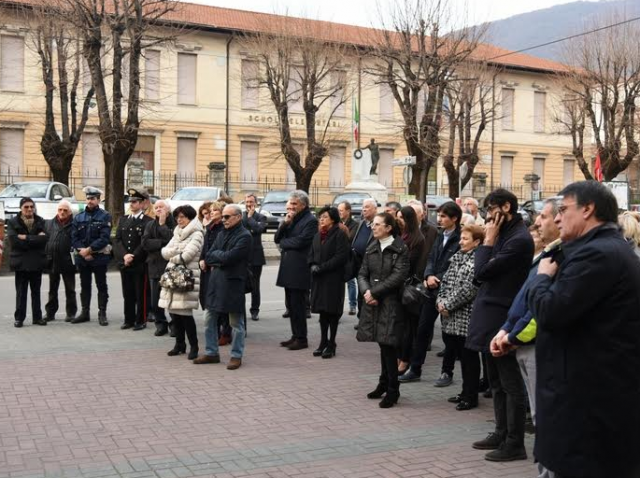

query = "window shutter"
[501,156,513,186]
[240,141,259,188]
[82,133,105,189]
[501,89,514,130]
[563,159,575,186]
[329,147,346,188]
[378,148,394,187]
[177,53,197,104]
[241,60,259,109]
[145,50,160,101]
[533,157,545,186]
[0,36,25,91]
[0,129,24,179]
[177,138,197,175]
[380,83,394,121]
[534,92,546,133]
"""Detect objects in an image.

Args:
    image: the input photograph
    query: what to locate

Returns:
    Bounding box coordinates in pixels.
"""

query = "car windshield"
[0,183,49,198]
[171,188,219,200]
[263,191,290,203]
[333,194,369,205]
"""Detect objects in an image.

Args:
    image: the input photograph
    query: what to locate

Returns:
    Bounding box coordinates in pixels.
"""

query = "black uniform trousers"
[45,269,77,319]
[14,271,43,323]
[285,288,307,341]
[79,264,109,311]
[148,278,167,324]
[249,265,263,315]
[120,265,145,326]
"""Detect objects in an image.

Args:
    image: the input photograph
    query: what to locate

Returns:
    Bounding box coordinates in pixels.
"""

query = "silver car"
[0,181,76,221]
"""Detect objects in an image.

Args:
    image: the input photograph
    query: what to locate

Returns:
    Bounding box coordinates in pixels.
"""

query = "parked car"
[518,199,546,226]
[331,192,374,218]
[258,190,292,229]
[166,187,226,213]
[104,194,161,213]
[0,181,77,221]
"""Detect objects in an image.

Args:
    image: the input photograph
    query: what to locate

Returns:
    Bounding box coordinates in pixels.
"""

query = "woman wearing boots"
[159,205,204,360]
[357,212,409,408]
[308,206,350,358]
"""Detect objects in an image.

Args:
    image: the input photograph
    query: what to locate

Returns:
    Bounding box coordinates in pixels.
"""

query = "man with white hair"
[407,199,438,255]
[464,197,485,226]
[350,198,377,322]
[44,200,78,322]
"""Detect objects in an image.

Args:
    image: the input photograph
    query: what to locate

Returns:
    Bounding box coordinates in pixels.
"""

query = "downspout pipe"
[225,35,233,192]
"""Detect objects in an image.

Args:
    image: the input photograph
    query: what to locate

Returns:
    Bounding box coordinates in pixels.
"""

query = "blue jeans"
[347,278,357,309]
[203,309,245,359]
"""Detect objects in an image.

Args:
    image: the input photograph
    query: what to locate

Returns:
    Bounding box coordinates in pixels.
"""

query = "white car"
[0,181,79,221]
[166,187,226,213]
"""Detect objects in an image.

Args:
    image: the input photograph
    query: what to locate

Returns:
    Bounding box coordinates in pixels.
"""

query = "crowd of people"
[4,181,640,476]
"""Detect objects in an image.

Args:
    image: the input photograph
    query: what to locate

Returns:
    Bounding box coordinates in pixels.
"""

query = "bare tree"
[558,12,640,180]
[442,63,498,198]
[29,9,95,185]
[365,0,487,200]
[235,15,351,192]
[56,0,178,220]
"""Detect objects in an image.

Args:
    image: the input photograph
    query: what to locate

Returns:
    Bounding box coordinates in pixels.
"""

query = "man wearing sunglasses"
[6,197,48,327]
[114,188,153,331]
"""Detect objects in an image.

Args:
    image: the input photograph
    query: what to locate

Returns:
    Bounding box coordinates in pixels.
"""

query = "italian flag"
[353,97,360,144]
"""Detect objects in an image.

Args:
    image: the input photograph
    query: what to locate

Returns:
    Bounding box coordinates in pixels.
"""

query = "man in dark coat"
[71,187,112,325]
[141,200,175,336]
[467,189,533,462]
[194,204,251,370]
[338,200,359,315]
[275,190,318,350]
[242,193,267,321]
[44,200,78,322]
[113,188,153,331]
[6,197,48,327]
[400,201,462,384]
[350,198,377,323]
[527,181,640,478]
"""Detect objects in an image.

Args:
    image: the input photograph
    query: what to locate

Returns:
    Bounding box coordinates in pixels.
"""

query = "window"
[289,67,303,113]
[177,138,197,175]
[329,147,346,188]
[534,91,546,133]
[0,36,25,91]
[0,129,24,178]
[81,133,104,189]
[380,83,394,121]
[501,88,514,130]
[378,148,394,187]
[501,155,514,185]
[533,157,545,186]
[145,50,160,101]
[563,159,575,186]
[177,53,197,105]
[240,141,259,187]
[330,71,346,117]
[241,60,259,109]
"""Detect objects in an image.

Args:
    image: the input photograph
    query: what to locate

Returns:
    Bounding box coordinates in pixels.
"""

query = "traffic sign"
[392,156,416,166]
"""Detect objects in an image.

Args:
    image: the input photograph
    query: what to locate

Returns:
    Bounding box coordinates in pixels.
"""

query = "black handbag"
[401,275,430,310]
[159,254,195,292]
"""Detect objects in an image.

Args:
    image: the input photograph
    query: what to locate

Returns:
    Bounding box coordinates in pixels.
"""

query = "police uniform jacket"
[71,207,112,267]
[113,212,153,270]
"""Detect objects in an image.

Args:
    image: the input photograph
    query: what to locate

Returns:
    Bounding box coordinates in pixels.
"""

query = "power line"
[488,15,640,61]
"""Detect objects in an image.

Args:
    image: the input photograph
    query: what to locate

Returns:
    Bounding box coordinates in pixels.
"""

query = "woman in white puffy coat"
[159,205,204,359]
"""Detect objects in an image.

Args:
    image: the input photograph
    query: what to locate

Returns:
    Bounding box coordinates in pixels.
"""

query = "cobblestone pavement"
[0,266,537,478]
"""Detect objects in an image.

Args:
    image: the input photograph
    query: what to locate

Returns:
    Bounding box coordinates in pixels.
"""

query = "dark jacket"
[6,213,48,272]
[205,223,252,313]
[199,221,224,308]
[141,215,176,279]
[308,225,350,315]
[423,227,461,280]
[420,219,438,257]
[356,237,410,347]
[466,214,533,352]
[44,217,75,274]
[351,218,373,256]
[242,211,267,266]
[113,213,154,270]
[404,232,427,278]
[71,207,112,267]
[343,217,359,240]
[275,208,318,290]
[527,224,640,477]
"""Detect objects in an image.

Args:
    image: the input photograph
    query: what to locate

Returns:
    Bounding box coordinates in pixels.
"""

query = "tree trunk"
[104,153,127,224]
[50,163,73,185]
[41,136,76,186]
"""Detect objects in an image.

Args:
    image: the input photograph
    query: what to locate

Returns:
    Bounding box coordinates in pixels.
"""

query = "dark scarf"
[56,215,72,226]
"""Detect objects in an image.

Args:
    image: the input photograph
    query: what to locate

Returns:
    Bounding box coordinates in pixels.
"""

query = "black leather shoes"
[322,344,336,359]
[187,346,199,360]
[98,312,108,326]
[33,319,48,326]
[251,313,259,321]
[167,344,186,356]
[379,391,399,408]
[287,339,308,351]
[367,384,387,399]
[120,323,134,330]
[154,325,168,336]
[71,316,90,324]
[313,345,326,357]
[133,323,146,331]
[456,400,478,411]
[448,394,463,403]
[282,310,290,318]
[472,432,503,450]
[280,337,295,347]
[14,321,23,328]
[45,316,55,322]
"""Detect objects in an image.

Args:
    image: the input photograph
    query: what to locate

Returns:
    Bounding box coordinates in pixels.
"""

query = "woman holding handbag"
[159,205,204,359]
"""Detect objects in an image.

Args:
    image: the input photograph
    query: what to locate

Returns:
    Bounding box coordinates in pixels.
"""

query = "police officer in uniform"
[114,188,153,330]
[71,187,112,326]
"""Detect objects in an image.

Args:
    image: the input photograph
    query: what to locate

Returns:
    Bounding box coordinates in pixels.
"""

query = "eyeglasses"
[557,203,577,215]
[222,214,239,220]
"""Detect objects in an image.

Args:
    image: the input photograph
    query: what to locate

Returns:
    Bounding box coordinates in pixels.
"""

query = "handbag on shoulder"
[159,254,195,292]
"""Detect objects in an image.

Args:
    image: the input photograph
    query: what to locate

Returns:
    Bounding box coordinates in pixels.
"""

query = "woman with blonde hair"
[619,212,640,258]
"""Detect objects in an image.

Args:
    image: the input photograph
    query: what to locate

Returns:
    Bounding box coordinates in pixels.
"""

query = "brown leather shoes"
[192,354,220,364]
[227,357,242,370]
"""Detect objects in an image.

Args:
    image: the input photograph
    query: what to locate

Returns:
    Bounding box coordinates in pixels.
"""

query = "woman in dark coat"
[308,206,350,358]
[142,200,176,336]
[395,206,427,375]
[356,212,410,408]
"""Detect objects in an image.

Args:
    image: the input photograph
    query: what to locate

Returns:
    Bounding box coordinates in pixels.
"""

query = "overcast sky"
[185,0,600,27]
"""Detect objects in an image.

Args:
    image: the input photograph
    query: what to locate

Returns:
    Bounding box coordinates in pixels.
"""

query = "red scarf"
[56,215,72,226]
[320,228,329,244]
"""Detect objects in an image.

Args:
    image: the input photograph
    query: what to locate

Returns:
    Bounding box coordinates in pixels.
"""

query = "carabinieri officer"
[114,188,153,330]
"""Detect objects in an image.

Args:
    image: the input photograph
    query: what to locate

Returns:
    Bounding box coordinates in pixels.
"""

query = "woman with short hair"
[619,212,640,258]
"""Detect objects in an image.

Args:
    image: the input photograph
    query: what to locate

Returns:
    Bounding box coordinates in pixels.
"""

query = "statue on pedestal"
[363,138,379,176]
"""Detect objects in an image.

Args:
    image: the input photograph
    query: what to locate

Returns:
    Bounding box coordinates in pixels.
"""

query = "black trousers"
[45,269,77,319]
[285,288,307,341]
[379,344,399,395]
[14,271,43,323]
[169,313,198,348]
[441,332,459,377]
[318,312,341,346]
[120,266,145,325]
[78,264,108,311]
[400,309,420,363]
[148,278,166,324]
[486,353,527,448]
[410,297,439,374]
[249,265,263,314]
[445,334,480,403]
